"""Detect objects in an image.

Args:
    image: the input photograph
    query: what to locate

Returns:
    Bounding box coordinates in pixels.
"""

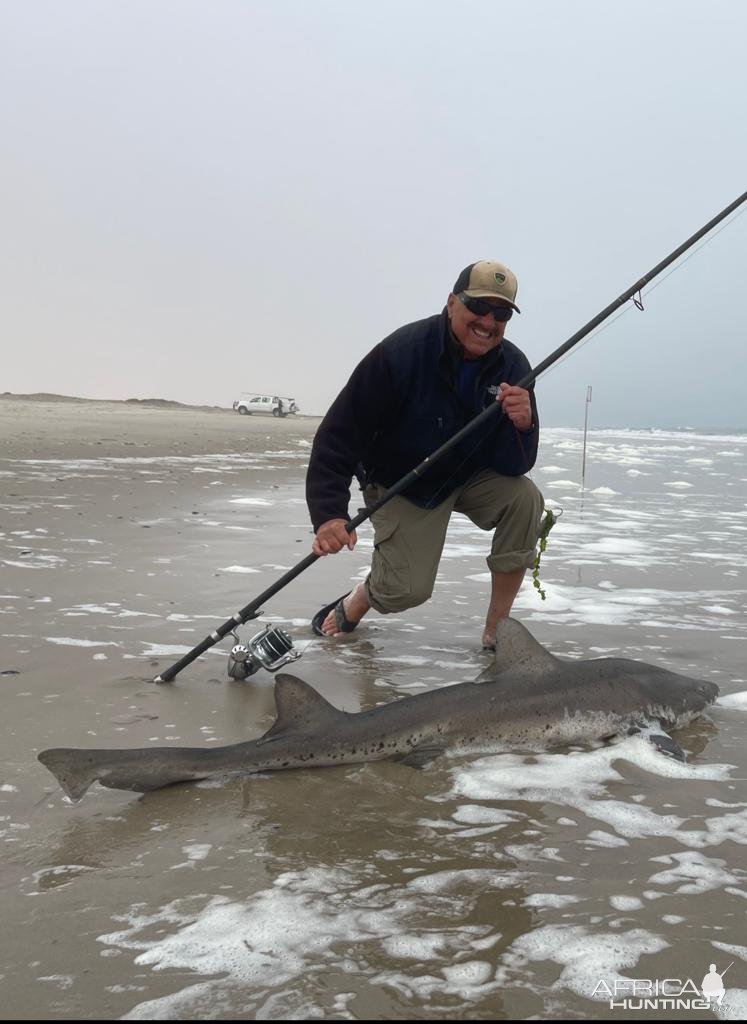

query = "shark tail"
[38,744,218,800]
[38,748,106,802]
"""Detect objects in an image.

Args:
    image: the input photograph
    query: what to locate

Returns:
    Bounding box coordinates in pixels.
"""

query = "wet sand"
[2,397,747,1019]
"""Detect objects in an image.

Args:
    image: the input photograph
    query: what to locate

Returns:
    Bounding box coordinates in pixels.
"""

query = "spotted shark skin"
[38,618,719,801]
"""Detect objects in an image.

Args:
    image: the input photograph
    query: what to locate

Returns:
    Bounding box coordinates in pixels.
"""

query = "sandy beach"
[0,393,320,460]
[2,395,747,1019]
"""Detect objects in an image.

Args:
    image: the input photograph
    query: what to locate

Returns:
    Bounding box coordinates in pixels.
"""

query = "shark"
[38,618,719,801]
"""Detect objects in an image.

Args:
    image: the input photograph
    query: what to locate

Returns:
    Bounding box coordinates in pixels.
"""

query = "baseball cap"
[452,260,521,313]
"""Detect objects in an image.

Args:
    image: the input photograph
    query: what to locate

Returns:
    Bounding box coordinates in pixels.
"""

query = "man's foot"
[481,628,497,652]
[320,583,371,637]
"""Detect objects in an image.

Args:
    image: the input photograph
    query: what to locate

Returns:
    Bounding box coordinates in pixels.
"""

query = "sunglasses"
[458,293,513,321]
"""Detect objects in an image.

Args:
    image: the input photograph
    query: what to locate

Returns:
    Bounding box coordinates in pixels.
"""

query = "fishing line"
[538,204,747,383]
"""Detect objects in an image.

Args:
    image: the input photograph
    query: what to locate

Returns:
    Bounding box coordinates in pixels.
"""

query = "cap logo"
[494,272,506,284]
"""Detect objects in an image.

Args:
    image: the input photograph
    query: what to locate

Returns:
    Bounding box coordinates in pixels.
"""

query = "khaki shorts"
[363,470,544,615]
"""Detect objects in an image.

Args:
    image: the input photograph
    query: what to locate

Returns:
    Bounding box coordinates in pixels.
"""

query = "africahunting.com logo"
[592,959,736,1010]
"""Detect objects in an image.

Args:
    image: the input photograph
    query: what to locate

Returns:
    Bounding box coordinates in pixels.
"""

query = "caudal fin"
[38,743,222,799]
[38,748,103,802]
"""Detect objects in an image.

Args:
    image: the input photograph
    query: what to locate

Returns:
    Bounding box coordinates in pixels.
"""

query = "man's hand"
[497,383,533,432]
[312,518,357,556]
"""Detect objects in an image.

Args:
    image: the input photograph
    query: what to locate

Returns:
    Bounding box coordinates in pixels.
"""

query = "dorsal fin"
[263,673,343,738]
[476,618,559,683]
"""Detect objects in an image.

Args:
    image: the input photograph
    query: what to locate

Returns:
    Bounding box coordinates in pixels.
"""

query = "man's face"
[446,293,508,360]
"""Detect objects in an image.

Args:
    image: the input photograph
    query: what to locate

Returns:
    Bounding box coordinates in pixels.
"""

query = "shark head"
[634,668,719,729]
[476,618,718,733]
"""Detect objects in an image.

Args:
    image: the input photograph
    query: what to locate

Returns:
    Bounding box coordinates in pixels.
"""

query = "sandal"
[311,593,359,637]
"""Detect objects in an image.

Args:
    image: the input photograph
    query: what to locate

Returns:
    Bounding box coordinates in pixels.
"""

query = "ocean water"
[1,426,746,1019]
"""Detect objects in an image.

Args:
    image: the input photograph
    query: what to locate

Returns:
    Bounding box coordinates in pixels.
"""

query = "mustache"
[468,321,499,335]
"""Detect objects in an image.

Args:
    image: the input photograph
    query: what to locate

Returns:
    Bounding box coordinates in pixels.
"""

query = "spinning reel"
[226,624,302,679]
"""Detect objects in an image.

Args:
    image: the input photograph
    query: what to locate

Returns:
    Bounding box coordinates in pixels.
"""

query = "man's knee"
[486,478,544,573]
[462,473,542,530]
[490,478,544,545]
[366,576,433,615]
[504,476,544,521]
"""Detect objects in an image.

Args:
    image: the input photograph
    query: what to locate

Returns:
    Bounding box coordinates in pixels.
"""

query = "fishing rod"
[155,189,747,683]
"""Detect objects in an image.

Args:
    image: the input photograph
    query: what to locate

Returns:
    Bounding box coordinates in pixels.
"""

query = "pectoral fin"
[649,733,686,762]
[393,745,444,770]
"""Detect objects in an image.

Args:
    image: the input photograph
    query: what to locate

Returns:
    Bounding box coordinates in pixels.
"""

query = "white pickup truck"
[232,394,298,417]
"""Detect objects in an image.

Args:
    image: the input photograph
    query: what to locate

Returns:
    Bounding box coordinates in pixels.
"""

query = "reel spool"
[227,625,301,679]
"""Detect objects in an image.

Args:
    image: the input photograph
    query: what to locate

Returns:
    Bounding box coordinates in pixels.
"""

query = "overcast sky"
[2,1,745,428]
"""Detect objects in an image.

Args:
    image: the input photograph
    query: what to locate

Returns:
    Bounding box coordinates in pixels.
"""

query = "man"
[306,260,544,649]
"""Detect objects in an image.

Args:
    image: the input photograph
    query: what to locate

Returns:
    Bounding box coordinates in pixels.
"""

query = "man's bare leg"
[320,581,371,636]
[481,568,526,649]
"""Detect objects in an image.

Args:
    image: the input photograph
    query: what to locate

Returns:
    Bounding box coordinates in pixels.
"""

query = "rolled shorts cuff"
[486,548,536,574]
[362,575,393,615]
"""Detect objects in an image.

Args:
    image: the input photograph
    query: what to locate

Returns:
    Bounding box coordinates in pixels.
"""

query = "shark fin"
[393,745,444,770]
[648,733,687,762]
[264,673,344,738]
[477,617,559,683]
[38,748,101,802]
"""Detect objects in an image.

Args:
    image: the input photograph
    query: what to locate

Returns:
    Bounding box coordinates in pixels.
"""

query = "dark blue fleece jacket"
[306,311,538,530]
